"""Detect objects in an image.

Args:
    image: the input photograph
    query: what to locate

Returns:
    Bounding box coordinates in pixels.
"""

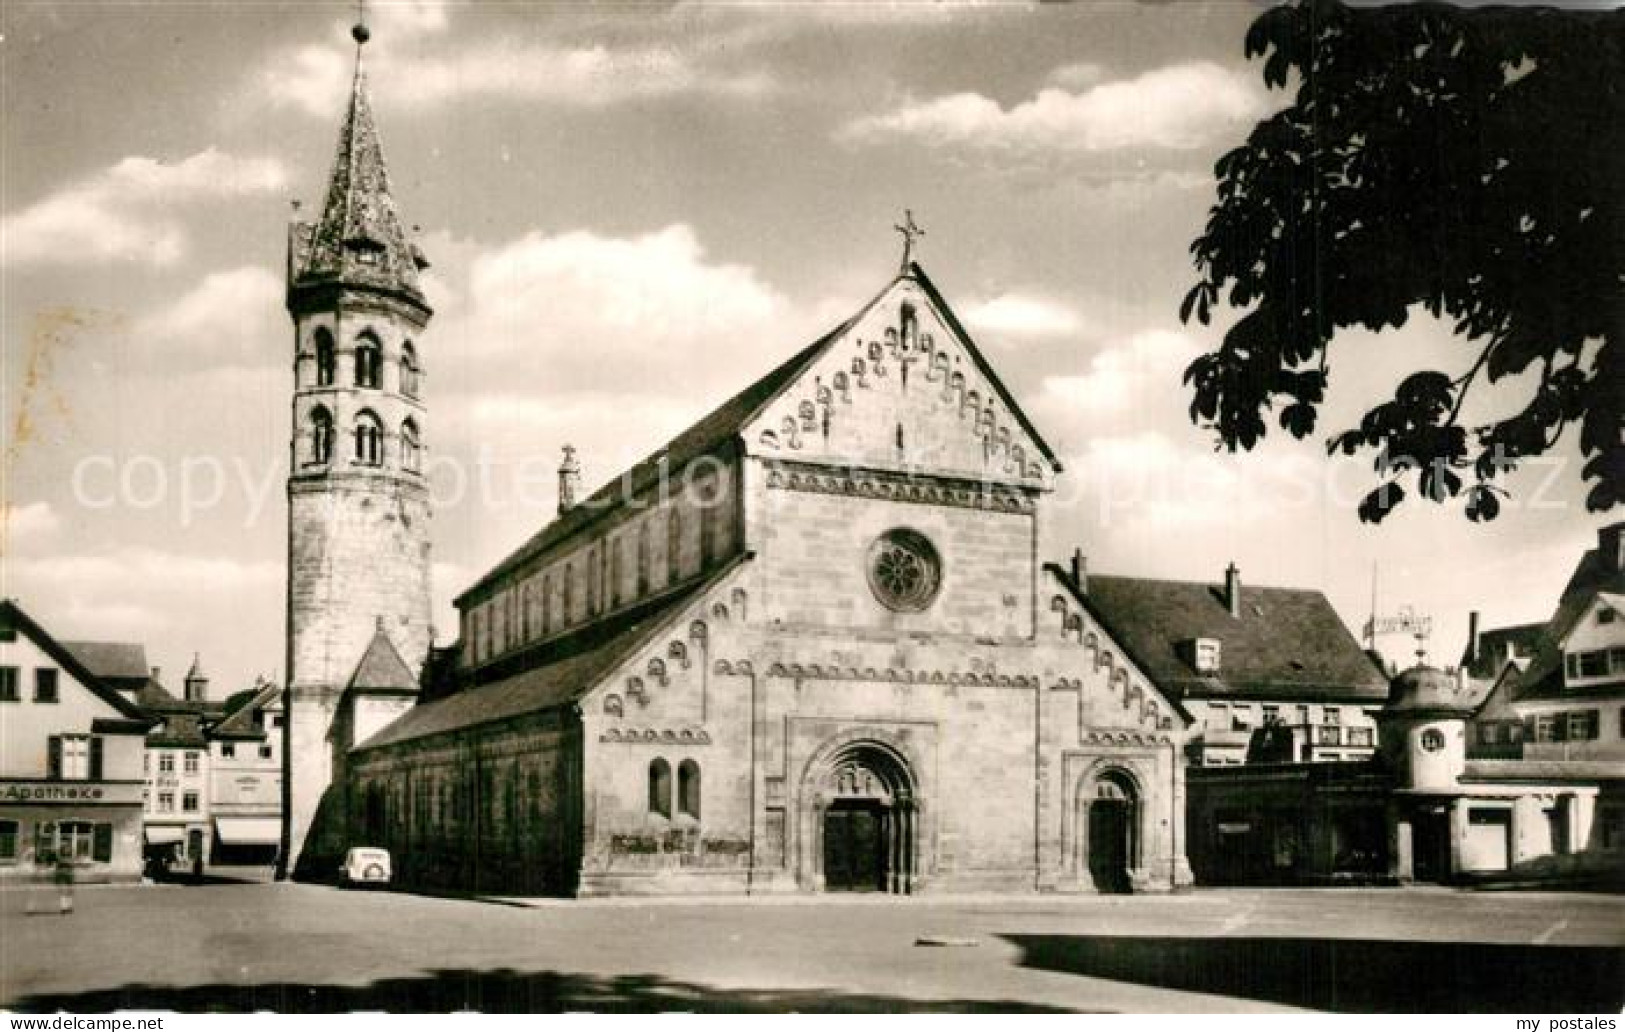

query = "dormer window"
[1601,608,1617,624]
[1190,637,1222,674]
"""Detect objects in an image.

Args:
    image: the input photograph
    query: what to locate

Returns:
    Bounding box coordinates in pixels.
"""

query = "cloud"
[964,294,1086,339]
[1046,62,1106,91]
[452,224,790,395]
[1041,329,1200,416]
[838,61,1266,153]
[264,35,771,118]
[1,501,61,549]
[1,149,287,267]
[133,266,283,369]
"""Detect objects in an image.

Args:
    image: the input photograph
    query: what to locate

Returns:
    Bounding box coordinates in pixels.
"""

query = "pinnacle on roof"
[291,24,428,304]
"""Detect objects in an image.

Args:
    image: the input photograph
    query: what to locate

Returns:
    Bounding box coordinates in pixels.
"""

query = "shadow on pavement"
[1002,934,1625,1012]
[8,969,1077,1014]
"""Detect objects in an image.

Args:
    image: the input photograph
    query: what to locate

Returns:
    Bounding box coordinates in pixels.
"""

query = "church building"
[285,20,1194,896]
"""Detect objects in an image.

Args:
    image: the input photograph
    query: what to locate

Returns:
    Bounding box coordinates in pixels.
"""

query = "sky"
[1,0,1610,698]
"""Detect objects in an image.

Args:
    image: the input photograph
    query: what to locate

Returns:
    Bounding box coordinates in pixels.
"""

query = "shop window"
[0,819,17,862]
[648,758,672,820]
[678,760,701,820]
[33,668,58,703]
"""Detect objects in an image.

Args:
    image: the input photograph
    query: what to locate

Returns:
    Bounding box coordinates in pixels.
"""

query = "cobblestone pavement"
[2,883,1621,1013]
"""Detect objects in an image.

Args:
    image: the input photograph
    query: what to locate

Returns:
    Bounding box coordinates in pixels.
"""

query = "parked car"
[339,846,392,888]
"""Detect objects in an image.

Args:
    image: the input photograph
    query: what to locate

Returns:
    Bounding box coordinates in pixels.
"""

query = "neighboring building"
[1187,665,1624,887]
[0,600,151,884]
[280,23,435,879]
[208,679,285,865]
[139,659,218,867]
[1463,523,1625,762]
[1066,564,1389,766]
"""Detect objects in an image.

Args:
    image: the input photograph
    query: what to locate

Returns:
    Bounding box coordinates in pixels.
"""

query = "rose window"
[867,529,942,612]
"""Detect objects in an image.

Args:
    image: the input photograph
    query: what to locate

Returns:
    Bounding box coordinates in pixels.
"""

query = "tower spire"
[289,3,428,307]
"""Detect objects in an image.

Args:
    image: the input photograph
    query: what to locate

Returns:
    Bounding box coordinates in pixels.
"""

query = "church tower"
[279,18,432,879]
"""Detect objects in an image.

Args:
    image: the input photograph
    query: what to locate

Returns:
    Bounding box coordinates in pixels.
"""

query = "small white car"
[339,846,392,888]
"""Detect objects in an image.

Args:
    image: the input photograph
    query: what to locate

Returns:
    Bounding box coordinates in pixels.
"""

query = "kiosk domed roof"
[1385,664,1486,716]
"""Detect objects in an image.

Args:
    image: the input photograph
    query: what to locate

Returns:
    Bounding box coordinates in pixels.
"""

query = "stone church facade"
[286,24,1193,896]
[348,262,1194,896]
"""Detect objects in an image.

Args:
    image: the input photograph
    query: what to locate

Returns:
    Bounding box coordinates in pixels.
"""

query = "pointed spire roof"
[292,34,427,304]
[347,618,419,692]
[185,652,206,680]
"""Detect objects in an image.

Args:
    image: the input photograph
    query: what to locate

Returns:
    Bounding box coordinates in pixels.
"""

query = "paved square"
[3,883,1622,1012]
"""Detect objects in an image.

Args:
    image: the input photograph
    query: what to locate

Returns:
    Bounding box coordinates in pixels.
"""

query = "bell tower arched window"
[353,410,383,466]
[355,332,382,389]
[400,418,421,473]
[309,406,334,466]
[401,340,419,398]
[314,328,336,387]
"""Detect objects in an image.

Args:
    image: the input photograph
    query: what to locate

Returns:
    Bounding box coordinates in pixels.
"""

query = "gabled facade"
[0,601,151,883]
[350,262,1194,897]
[208,680,284,863]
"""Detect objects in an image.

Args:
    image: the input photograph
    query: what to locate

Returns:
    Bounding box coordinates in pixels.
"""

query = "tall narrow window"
[400,340,420,397]
[562,563,574,625]
[353,410,383,466]
[700,494,718,569]
[667,509,682,585]
[678,760,701,820]
[648,759,672,819]
[354,331,382,389]
[587,548,600,617]
[314,328,336,386]
[542,574,553,635]
[637,523,651,598]
[400,419,421,473]
[610,538,623,609]
[310,406,334,465]
[520,583,531,642]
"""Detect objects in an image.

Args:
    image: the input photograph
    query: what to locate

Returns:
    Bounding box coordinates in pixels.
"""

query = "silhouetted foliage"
[1182,0,1624,522]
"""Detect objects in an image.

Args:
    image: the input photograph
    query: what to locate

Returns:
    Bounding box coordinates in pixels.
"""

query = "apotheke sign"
[1,781,142,805]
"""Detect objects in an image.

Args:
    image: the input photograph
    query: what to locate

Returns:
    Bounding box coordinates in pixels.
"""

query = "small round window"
[1419,728,1445,753]
[867,529,942,612]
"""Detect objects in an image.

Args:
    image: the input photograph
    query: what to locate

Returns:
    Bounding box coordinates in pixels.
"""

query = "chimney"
[1467,610,1481,665]
[1224,562,1241,618]
[1070,548,1087,594]
[183,653,208,703]
[558,444,581,516]
[150,666,161,684]
[1601,522,1625,573]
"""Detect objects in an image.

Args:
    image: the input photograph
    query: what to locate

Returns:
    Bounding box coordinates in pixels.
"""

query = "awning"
[144,826,185,845]
[214,817,281,846]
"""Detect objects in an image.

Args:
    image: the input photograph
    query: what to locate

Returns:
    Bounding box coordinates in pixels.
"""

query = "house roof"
[1514,533,1625,702]
[61,640,150,688]
[347,621,419,692]
[0,601,152,723]
[147,711,211,749]
[359,559,741,752]
[457,263,1060,607]
[211,682,280,740]
[1065,572,1387,704]
[1460,621,1546,681]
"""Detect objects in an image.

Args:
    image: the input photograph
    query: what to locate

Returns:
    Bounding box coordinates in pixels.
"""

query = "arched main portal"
[1082,769,1139,894]
[809,742,918,894]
